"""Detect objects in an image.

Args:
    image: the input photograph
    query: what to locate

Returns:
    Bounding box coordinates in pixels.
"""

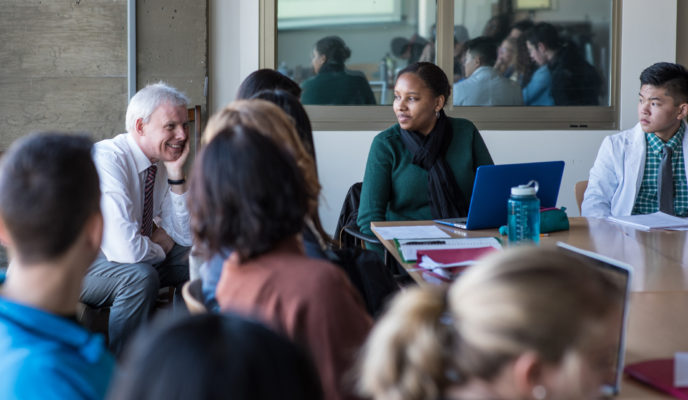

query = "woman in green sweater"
[357,62,493,237]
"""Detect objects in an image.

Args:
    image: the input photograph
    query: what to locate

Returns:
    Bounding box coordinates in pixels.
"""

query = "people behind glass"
[482,14,511,43]
[108,313,324,400]
[525,22,602,106]
[197,100,331,310]
[357,62,493,241]
[358,247,625,400]
[391,34,429,67]
[301,36,376,105]
[453,37,522,106]
[189,124,372,400]
[523,26,556,106]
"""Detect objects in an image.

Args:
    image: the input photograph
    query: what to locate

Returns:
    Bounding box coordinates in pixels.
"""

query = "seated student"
[108,313,323,400]
[453,36,523,106]
[236,68,302,100]
[358,247,624,400]
[583,62,688,217]
[197,100,330,310]
[523,28,555,106]
[189,125,372,400]
[250,89,318,166]
[0,133,114,399]
[301,36,376,105]
[525,22,601,106]
[358,62,493,238]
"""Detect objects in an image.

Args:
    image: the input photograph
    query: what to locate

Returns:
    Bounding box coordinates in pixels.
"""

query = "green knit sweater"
[357,117,493,236]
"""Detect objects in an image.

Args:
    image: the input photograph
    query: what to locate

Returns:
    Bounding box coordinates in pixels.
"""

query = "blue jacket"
[522,64,555,106]
[0,296,115,399]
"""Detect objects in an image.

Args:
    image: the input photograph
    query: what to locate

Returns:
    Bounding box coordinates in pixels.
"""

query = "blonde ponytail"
[358,286,461,400]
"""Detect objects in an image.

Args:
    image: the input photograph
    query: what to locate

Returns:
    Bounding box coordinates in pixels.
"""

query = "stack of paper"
[608,212,688,231]
[416,246,500,281]
[395,237,501,262]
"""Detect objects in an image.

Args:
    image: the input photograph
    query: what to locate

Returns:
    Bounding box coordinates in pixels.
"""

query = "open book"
[608,212,688,231]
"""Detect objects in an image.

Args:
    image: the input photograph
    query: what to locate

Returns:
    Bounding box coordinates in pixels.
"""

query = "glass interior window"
[277,0,438,106]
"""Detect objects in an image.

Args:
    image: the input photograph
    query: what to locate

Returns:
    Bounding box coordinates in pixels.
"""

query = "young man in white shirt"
[80,82,192,356]
[583,62,688,217]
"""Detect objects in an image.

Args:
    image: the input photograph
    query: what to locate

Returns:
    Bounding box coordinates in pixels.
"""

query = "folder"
[624,359,688,399]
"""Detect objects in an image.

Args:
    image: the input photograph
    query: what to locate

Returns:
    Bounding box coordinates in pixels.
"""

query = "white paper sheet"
[372,225,451,240]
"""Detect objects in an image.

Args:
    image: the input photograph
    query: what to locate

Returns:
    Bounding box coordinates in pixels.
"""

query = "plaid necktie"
[658,146,674,215]
[141,165,157,237]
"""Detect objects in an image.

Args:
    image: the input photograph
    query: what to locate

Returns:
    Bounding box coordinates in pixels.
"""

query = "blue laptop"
[436,161,565,230]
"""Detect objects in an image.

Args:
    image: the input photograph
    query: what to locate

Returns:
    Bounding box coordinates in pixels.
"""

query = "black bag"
[325,246,398,318]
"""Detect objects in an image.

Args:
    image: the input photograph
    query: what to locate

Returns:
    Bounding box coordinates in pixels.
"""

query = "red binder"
[624,359,688,399]
[415,247,498,282]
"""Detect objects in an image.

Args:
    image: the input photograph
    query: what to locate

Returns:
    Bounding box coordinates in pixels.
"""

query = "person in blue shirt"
[0,133,115,399]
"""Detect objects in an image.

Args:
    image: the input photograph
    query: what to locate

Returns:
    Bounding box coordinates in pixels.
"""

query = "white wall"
[210,0,678,236]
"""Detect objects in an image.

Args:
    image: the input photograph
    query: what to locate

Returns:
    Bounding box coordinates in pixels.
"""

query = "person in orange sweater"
[189,121,372,400]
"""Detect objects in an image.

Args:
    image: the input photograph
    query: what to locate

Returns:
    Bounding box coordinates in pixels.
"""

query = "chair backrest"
[188,105,202,154]
[575,180,588,214]
[182,279,207,314]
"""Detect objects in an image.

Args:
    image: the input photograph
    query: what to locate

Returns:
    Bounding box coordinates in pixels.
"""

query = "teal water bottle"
[508,180,540,244]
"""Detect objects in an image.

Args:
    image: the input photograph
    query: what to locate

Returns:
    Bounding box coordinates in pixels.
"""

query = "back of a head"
[190,124,308,262]
[0,133,100,264]
[250,89,316,161]
[236,69,301,100]
[125,82,189,134]
[525,22,560,51]
[359,246,623,400]
[640,62,688,104]
[511,19,534,35]
[109,313,323,400]
[465,37,498,67]
[396,62,451,107]
[201,99,320,216]
[315,36,351,65]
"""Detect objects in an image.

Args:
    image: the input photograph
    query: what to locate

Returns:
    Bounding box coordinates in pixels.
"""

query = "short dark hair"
[109,313,324,400]
[640,62,688,104]
[465,36,498,67]
[314,36,351,65]
[396,62,451,107]
[236,69,301,100]
[250,89,316,162]
[190,125,308,262]
[511,19,534,34]
[0,132,100,263]
[525,22,560,51]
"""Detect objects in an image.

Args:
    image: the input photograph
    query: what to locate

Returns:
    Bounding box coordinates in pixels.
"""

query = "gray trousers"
[80,244,190,356]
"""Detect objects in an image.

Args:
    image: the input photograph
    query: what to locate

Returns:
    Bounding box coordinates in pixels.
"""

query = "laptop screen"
[556,242,632,396]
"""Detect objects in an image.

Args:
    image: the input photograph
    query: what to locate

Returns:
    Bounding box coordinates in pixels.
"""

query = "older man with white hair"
[80,82,192,356]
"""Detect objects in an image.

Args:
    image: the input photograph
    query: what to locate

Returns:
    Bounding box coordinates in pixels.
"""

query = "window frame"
[259,0,621,131]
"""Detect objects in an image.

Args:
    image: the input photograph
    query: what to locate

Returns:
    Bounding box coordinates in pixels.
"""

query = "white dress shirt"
[93,133,192,264]
[582,121,688,217]
[453,66,523,106]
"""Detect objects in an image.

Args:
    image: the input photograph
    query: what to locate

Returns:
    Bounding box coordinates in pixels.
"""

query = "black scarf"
[399,110,468,218]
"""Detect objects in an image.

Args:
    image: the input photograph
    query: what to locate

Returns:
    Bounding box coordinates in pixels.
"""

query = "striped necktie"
[141,164,157,237]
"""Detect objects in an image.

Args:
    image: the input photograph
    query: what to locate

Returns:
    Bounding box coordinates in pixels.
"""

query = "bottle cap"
[511,180,539,196]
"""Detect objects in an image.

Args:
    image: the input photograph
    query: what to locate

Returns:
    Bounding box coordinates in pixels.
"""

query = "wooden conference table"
[371,217,688,399]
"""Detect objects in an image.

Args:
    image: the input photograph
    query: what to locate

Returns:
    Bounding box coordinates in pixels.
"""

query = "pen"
[404,240,446,245]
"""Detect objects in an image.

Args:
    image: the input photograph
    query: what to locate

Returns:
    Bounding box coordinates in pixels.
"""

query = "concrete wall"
[0,0,128,146]
[0,0,207,150]
[215,0,679,236]
[137,0,207,113]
